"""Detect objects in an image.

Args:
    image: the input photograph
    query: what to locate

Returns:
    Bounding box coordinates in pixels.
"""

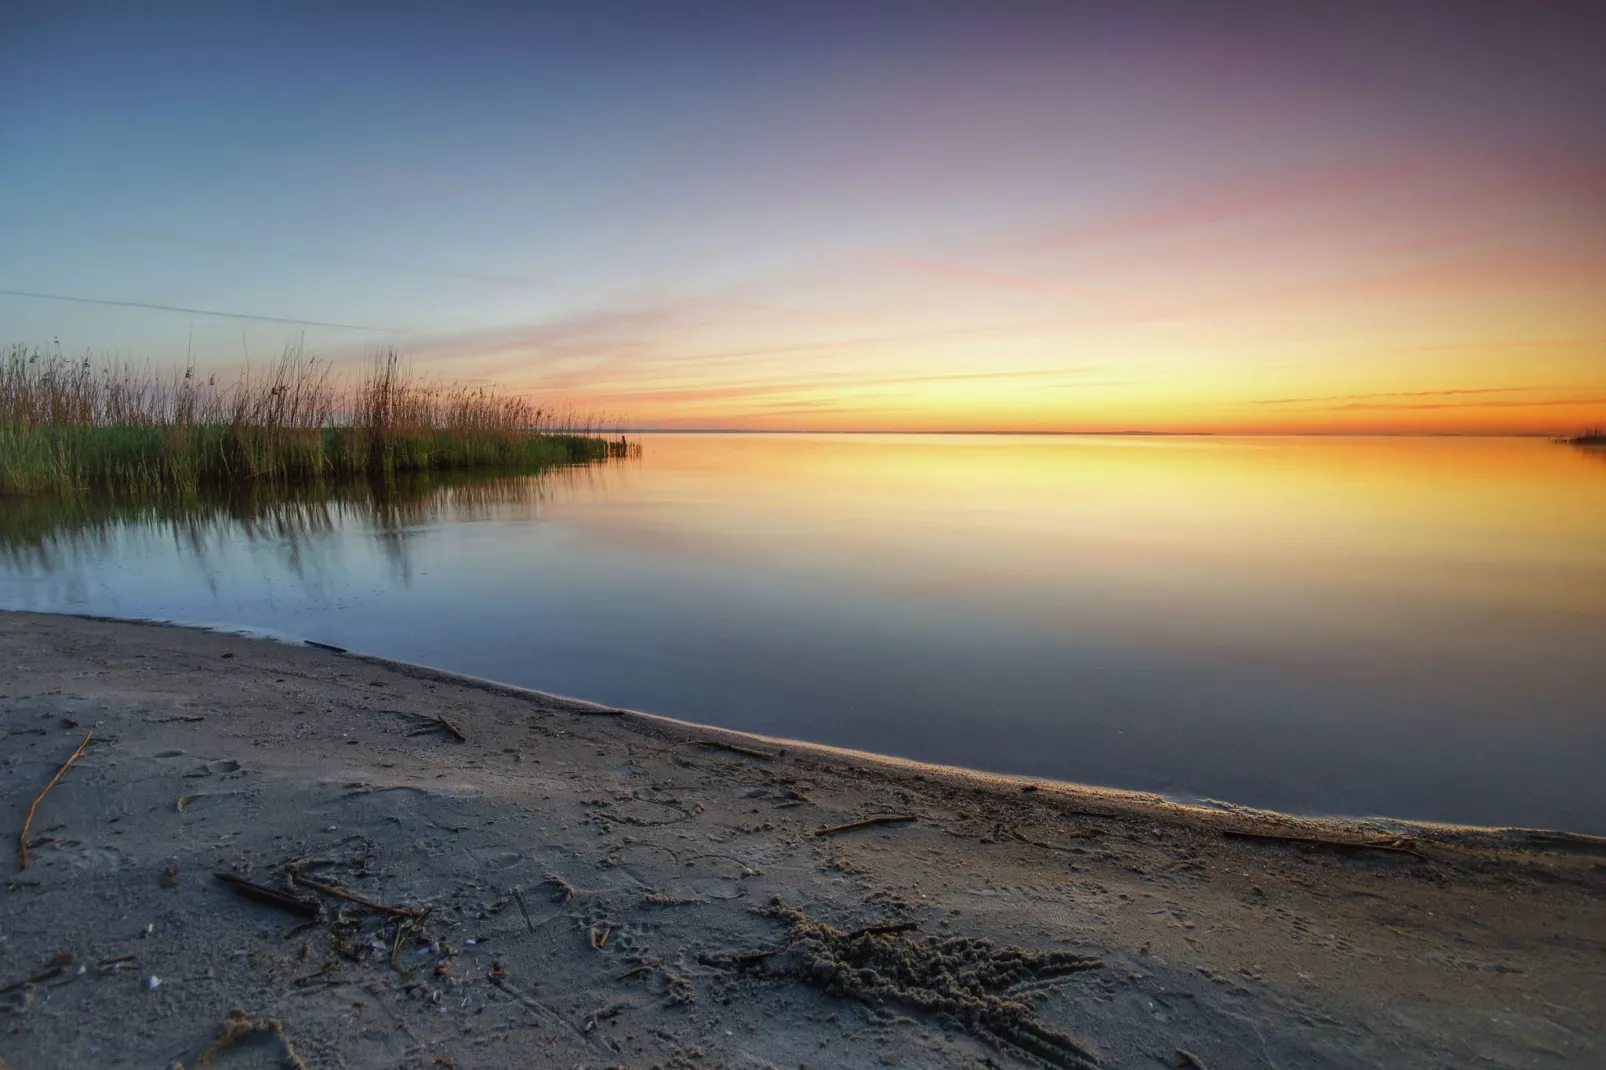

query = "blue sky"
[3,2,1604,431]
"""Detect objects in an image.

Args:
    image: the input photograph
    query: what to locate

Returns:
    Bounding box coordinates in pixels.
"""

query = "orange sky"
[400,149,1606,434]
[8,6,1605,434]
[383,144,1606,435]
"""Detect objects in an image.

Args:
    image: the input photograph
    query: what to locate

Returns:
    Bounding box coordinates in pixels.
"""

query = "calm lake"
[3,434,1603,832]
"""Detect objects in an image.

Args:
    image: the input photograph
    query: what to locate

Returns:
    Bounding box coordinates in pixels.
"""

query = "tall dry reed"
[0,344,629,497]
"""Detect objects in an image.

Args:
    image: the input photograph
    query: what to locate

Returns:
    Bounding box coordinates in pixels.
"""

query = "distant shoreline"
[617,428,1567,437]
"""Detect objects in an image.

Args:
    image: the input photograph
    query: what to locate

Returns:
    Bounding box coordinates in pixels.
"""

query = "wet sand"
[1,610,1602,1068]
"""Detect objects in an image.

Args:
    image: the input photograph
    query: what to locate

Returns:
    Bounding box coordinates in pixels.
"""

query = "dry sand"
[1,610,1602,1069]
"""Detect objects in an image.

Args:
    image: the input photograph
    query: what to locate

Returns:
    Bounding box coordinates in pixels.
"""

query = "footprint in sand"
[671,854,753,900]
[185,759,242,778]
[177,1012,307,1069]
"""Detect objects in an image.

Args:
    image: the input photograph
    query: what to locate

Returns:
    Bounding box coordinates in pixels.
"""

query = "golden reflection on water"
[3,435,1603,829]
[6,437,1601,626]
[616,434,1606,621]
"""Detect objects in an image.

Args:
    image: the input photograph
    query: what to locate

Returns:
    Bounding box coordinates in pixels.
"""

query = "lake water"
[3,434,1603,832]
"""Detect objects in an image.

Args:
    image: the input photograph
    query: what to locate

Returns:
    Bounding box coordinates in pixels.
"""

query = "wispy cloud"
[0,288,405,332]
[99,228,546,288]
[1254,386,1557,406]
[1325,397,1606,412]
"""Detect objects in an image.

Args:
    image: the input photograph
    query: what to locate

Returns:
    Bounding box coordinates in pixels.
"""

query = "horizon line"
[612,428,1576,438]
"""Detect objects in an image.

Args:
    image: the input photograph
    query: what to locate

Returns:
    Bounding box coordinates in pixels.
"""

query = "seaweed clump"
[761,898,1104,1068]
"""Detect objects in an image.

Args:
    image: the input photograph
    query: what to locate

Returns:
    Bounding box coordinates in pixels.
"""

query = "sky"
[2,1,1604,433]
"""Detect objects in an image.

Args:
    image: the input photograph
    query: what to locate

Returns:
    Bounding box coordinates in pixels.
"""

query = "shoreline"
[37,609,1606,846]
[2,610,1601,1068]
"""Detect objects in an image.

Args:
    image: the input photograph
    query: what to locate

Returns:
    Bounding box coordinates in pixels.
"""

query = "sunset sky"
[3,2,1604,433]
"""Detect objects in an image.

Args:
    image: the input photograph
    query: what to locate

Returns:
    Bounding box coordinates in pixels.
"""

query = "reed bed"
[1563,426,1605,446]
[0,344,631,497]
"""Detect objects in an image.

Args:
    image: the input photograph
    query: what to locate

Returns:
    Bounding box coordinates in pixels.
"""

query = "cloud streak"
[1255,386,1558,406]
[0,288,405,332]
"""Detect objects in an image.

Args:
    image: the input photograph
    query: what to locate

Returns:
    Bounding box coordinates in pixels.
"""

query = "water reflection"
[0,463,622,593]
[2,435,1603,831]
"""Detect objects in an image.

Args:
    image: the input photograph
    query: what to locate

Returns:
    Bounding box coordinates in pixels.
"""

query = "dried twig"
[287,872,424,918]
[388,912,431,976]
[693,740,775,760]
[214,872,322,918]
[813,814,917,838]
[616,957,664,980]
[0,954,72,995]
[19,731,93,869]
[1176,1048,1211,1070]
[511,887,535,931]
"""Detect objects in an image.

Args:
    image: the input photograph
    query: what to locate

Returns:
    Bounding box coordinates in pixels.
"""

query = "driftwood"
[1222,829,1428,861]
[814,814,917,838]
[407,714,466,743]
[214,872,322,918]
[286,872,424,918]
[693,740,776,760]
[19,731,93,869]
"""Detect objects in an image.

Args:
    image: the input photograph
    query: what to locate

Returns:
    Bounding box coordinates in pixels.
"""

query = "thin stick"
[813,814,917,838]
[616,957,664,980]
[0,956,72,995]
[511,887,535,931]
[288,873,424,918]
[19,731,92,870]
[213,872,323,918]
[693,740,775,760]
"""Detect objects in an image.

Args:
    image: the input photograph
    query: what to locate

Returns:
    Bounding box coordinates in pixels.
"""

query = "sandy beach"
[1,610,1601,1069]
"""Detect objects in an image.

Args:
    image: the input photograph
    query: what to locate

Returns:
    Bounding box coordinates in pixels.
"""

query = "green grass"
[1,344,632,497]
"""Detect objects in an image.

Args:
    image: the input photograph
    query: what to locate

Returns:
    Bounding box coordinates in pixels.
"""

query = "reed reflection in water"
[0,464,618,602]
